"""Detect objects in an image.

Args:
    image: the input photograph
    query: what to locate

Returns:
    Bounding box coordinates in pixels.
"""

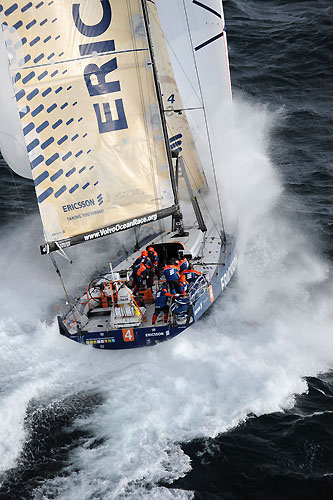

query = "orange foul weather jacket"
[180,268,202,282]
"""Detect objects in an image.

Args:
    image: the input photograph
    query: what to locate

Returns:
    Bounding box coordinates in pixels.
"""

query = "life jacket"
[100,289,109,308]
[148,250,158,267]
[179,280,189,296]
[179,258,189,273]
[162,265,180,282]
[155,288,173,308]
[143,256,153,270]
[180,268,202,282]
[133,260,147,277]
[132,256,142,269]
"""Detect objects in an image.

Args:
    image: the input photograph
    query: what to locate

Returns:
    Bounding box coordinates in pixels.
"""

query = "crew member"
[179,274,189,297]
[162,260,180,294]
[152,283,173,324]
[147,247,158,268]
[133,250,152,269]
[179,257,189,273]
[147,246,160,278]
[180,264,203,284]
[132,258,148,294]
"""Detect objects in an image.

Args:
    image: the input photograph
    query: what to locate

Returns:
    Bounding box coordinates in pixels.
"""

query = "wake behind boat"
[0,0,237,350]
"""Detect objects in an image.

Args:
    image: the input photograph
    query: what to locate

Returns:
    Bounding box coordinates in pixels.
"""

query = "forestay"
[0,0,176,251]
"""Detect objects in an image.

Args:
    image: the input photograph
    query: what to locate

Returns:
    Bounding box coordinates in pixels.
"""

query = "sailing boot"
[152,314,158,325]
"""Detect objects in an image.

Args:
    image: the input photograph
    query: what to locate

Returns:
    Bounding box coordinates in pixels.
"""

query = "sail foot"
[40,206,177,255]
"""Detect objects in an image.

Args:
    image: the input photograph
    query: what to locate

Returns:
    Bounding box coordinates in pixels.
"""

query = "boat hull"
[58,237,237,350]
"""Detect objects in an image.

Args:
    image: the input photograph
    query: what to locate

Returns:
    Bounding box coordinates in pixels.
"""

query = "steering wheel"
[87,276,111,304]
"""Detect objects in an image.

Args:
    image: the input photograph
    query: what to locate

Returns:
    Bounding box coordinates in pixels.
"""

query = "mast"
[140,0,185,234]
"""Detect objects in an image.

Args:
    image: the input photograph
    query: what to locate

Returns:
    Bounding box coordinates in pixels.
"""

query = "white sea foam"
[0,98,332,499]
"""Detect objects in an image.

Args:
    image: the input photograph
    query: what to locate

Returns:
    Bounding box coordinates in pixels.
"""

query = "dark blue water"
[0,1,332,499]
[170,1,333,499]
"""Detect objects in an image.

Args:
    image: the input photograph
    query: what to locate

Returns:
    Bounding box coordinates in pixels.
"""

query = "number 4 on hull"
[123,329,134,342]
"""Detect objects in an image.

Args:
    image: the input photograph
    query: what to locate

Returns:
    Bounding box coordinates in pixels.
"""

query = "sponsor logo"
[145,331,165,338]
[221,256,237,291]
[72,1,128,135]
[83,213,158,242]
[60,239,71,249]
[169,133,183,153]
[86,337,115,345]
[62,199,95,213]
[113,189,144,201]
[194,302,203,316]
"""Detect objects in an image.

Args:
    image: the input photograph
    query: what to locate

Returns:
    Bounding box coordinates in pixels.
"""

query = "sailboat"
[0,0,237,349]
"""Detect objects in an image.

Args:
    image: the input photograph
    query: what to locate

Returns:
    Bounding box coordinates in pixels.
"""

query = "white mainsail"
[0,0,176,250]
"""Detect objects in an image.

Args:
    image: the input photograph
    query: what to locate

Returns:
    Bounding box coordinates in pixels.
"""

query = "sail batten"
[0,0,176,247]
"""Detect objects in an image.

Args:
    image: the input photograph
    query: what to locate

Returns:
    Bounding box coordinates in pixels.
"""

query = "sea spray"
[37,97,331,498]
[0,96,331,498]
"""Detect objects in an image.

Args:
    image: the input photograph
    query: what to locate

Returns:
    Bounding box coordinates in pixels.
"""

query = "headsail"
[0,0,177,252]
[156,0,232,227]
[0,24,31,178]
[146,2,207,196]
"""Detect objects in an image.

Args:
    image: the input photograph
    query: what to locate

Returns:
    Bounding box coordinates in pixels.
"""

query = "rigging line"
[164,106,204,112]
[164,120,219,234]
[7,166,27,217]
[49,253,80,326]
[70,262,90,281]
[171,150,218,238]
[143,222,168,232]
[145,5,202,106]
[182,0,225,237]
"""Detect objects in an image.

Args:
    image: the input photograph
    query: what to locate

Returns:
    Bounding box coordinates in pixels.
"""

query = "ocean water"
[0,1,332,499]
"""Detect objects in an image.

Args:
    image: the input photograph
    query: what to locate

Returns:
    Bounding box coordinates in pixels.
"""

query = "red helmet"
[141,250,148,257]
[148,246,154,252]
